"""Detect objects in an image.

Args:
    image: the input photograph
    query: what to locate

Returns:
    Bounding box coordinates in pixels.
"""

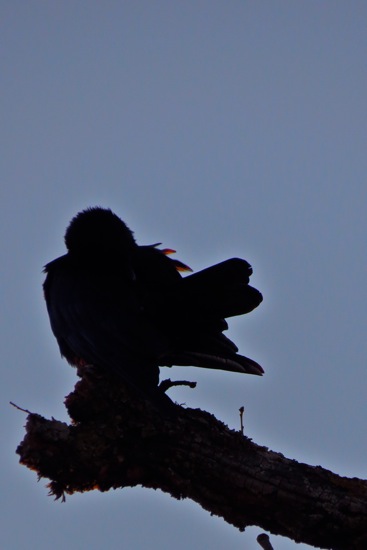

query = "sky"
[2,2,367,549]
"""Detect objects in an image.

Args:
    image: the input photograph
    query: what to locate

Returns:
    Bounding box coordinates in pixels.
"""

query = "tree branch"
[16,367,367,549]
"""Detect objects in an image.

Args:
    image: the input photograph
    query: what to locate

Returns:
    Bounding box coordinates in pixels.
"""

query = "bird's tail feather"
[182,258,262,318]
[161,351,263,376]
[158,258,263,376]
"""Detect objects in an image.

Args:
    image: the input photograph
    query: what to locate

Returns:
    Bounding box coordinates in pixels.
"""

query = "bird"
[43,207,263,399]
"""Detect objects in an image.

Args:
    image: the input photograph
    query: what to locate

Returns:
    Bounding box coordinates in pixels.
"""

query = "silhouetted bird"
[43,207,263,396]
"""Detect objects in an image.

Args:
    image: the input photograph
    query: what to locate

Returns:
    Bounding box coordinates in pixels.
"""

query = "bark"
[16,367,367,549]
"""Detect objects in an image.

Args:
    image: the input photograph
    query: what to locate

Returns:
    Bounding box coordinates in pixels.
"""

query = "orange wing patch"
[151,243,193,272]
[171,259,193,272]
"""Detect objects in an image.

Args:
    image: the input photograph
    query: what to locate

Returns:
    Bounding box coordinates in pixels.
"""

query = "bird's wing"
[44,256,167,388]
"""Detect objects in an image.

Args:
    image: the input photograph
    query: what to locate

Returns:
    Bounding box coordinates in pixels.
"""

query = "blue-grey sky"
[2,2,367,549]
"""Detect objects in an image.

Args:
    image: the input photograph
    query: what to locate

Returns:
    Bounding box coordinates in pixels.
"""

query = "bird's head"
[65,207,136,255]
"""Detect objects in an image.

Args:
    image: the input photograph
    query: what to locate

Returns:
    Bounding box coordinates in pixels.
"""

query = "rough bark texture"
[16,367,367,549]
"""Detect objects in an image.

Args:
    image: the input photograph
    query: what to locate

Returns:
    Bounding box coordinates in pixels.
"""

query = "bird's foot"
[158,378,197,394]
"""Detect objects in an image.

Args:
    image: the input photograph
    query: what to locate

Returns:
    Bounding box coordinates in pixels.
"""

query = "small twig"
[257,533,274,549]
[239,406,244,434]
[10,402,32,414]
[159,378,197,393]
